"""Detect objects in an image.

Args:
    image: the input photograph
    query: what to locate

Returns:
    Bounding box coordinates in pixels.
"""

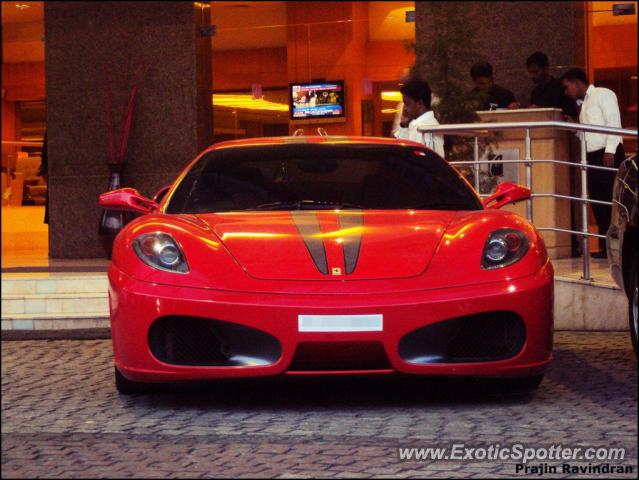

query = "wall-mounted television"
[289,81,345,120]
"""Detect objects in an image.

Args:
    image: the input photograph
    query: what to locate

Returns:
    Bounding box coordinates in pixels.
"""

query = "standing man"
[394,79,445,158]
[561,67,625,259]
[526,51,580,254]
[470,61,520,110]
[526,51,576,118]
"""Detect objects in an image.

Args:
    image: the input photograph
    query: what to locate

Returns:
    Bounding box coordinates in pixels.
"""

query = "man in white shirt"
[561,67,625,259]
[393,79,445,158]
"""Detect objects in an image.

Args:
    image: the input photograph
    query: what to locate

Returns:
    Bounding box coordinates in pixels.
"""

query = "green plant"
[405,2,499,185]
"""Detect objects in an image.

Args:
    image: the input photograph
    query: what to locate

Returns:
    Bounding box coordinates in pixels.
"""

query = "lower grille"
[289,341,391,371]
[398,312,526,364]
[148,316,281,367]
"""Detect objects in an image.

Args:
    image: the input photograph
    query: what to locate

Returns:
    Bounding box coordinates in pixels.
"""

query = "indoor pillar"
[45,1,212,258]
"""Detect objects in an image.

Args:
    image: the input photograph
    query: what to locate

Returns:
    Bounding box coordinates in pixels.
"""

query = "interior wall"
[589,24,638,71]
[212,47,288,91]
[1,62,45,101]
[365,40,415,83]
[587,4,638,134]
[1,99,18,160]
[285,1,369,136]
[1,100,17,143]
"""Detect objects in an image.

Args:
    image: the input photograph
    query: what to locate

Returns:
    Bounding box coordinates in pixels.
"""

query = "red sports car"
[100,136,553,394]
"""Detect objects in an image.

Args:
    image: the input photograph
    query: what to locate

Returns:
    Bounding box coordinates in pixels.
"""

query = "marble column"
[45,2,213,258]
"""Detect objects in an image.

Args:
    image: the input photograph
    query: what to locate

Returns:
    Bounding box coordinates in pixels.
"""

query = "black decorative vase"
[98,163,127,259]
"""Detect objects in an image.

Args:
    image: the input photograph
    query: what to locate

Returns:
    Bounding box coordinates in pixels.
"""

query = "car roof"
[203,136,429,154]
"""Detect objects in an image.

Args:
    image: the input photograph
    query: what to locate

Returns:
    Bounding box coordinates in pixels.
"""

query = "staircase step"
[3,311,109,321]
[2,314,110,332]
[2,292,108,316]
[1,274,108,295]
[554,276,628,330]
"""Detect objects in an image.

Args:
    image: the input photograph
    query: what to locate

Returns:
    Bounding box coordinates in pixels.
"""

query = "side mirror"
[152,184,172,204]
[483,182,531,210]
[99,188,159,214]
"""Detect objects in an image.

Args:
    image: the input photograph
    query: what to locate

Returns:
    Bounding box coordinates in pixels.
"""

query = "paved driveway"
[1,332,637,478]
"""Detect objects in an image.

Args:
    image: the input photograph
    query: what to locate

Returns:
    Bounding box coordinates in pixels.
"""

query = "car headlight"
[481,229,529,269]
[133,233,189,273]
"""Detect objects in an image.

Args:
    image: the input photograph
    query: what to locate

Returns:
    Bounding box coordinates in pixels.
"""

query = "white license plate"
[298,314,383,332]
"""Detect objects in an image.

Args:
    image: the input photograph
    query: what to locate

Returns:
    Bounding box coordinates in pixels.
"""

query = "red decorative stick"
[118,65,143,164]
[103,65,116,164]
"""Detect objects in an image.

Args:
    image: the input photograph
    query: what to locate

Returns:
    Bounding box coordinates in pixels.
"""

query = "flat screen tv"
[289,81,345,120]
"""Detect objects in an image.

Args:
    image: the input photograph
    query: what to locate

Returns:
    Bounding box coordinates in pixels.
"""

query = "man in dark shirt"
[470,61,519,110]
[526,51,577,118]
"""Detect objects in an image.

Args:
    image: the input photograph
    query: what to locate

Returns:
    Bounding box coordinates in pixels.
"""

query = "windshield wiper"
[247,200,365,211]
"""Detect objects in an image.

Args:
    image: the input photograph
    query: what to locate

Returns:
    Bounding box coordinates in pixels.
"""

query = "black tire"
[114,367,154,394]
[628,256,638,359]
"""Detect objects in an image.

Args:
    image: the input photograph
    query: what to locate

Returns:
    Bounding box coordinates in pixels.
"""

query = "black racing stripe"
[291,211,329,275]
[338,210,363,275]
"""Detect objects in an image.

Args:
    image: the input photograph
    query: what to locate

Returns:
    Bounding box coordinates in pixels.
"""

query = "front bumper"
[108,262,554,383]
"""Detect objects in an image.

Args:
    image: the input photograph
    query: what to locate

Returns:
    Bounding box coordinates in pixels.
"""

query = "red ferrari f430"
[100,136,553,394]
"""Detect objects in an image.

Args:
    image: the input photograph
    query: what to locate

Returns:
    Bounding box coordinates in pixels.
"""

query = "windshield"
[165,143,482,214]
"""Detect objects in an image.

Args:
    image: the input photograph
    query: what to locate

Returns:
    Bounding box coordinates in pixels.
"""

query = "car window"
[165,143,482,213]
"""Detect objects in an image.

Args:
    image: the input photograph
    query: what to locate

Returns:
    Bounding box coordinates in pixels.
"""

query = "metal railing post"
[474,136,480,192]
[416,121,636,280]
[580,133,590,280]
[524,128,533,222]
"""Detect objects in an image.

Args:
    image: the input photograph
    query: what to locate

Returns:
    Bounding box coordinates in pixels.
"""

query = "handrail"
[450,158,619,172]
[417,120,637,136]
[417,120,638,280]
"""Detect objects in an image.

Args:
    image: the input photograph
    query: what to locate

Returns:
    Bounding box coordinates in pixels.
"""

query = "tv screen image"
[290,81,344,119]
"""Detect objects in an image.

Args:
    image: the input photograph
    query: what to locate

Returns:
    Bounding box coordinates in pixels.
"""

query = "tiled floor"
[2,332,637,478]
[552,257,616,287]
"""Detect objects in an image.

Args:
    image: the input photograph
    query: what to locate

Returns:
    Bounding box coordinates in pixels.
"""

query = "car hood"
[196,210,456,281]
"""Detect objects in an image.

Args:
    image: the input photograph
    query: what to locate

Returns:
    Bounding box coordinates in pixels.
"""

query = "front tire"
[115,367,155,394]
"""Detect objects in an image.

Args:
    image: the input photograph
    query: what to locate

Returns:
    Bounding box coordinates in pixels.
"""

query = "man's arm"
[394,126,410,140]
[503,87,520,109]
[393,107,411,139]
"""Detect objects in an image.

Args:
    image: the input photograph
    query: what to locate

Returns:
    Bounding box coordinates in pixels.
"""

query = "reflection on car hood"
[196,210,456,281]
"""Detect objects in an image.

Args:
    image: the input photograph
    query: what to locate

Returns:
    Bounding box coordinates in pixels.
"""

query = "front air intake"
[398,312,526,364]
[148,316,282,367]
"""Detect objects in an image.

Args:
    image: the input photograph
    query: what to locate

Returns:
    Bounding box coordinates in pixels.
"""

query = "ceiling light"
[15,3,30,9]
[381,91,402,102]
[212,94,289,112]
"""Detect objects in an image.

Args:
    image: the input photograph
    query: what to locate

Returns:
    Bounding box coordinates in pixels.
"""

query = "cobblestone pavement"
[2,332,637,478]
